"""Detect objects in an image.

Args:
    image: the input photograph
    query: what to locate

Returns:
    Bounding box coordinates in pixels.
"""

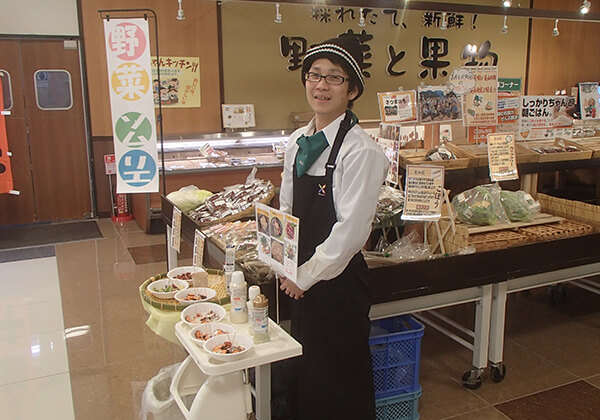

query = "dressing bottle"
[229,271,248,323]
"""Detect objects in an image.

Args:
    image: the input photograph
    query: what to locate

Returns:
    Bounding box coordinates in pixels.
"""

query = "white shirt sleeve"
[295,130,388,291]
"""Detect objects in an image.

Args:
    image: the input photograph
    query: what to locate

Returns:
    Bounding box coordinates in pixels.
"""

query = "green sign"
[498,78,522,92]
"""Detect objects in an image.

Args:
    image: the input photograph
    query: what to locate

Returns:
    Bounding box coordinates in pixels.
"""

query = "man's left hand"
[279,276,305,300]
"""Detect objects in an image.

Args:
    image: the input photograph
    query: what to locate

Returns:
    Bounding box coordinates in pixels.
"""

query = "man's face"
[305,58,358,121]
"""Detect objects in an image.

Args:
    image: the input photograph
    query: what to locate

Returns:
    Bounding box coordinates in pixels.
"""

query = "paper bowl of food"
[203,333,254,361]
[181,302,226,327]
[147,279,189,299]
[167,266,208,286]
[174,287,217,305]
[189,322,236,346]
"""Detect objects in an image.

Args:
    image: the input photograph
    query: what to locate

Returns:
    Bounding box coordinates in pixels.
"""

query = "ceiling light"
[501,16,508,34]
[553,19,560,36]
[469,44,478,54]
[580,1,591,14]
[176,0,185,20]
[274,3,282,23]
[441,12,448,30]
[503,0,512,7]
[359,8,365,27]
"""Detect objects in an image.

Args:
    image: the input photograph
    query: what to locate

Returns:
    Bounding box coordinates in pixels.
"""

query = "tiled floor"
[0,218,599,419]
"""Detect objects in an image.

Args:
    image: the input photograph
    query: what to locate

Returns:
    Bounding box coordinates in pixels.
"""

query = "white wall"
[0,0,79,36]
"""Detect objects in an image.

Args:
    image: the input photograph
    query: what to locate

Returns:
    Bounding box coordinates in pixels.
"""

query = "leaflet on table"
[402,165,445,221]
[518,95,576,140]
[462,67,498,127]
[375,137,400,184]
[255,203,299,282]
[578,82,600,120]
[377,90,418,124]
[487,133,518,182]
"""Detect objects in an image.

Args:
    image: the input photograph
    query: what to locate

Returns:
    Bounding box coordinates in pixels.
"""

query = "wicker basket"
[519,220,593,241]
[468,230,531,252]
[536,193,600,231]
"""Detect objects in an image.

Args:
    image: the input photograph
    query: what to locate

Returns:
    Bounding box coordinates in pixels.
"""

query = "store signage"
[518,95,576,140]
[0,81,14,195]
[578,82,600,120]
[193,229,206,268]
[151,56,201,108]
[468,125,496,143]
[222,104,256,129]
[402,165,445,221]
[377,90,417,123]
[448,68,475,95]
[462,66,498,127]
[498,78,521,92]
[104,154,116,175]
[170,207,182,253]
[103,18,159,193]
[255,203,299,282]
[487,133,518,182]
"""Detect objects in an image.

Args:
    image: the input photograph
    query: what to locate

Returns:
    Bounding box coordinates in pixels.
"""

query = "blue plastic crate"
[376,387,422,420]
[370,315,424,399]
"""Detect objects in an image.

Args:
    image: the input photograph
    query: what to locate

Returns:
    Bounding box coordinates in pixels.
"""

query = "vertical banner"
[0,82,14,195]
[104,18,159,193]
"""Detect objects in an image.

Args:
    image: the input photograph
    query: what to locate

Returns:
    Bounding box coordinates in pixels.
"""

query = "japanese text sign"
[193,229,206,268]
[578,82,600,120]
[518,95,576,140]
[222,104,256,129]
[462,66,498,127]
[468,126,496,144]
[498,78,521,92]
[104,154,116,175]
[170,206,182,253]
[0,81,14,195]
[402,165,445,221]
[377,90,417,123]
[487,133,518,182]
[256,203,300,282]
[103,18,159,193]
[151,56,201,108]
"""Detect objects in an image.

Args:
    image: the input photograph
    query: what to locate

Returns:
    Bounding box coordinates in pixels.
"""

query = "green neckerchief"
[295,112,358,177]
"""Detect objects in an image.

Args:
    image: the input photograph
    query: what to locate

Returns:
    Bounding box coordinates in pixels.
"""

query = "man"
[278,36,388,420]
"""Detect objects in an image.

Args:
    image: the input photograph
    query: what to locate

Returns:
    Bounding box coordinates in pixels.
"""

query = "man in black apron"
[277,37,389,420]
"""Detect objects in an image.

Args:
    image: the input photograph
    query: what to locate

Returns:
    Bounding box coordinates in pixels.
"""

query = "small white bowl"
[189,322,236,346]
[181,302,226,327]
[167,266,208,286]
[203,333,254,361]
[174,287,217,305]
[147,279,189,299]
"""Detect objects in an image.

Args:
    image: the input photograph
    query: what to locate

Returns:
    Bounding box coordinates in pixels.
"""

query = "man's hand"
[279,275,305,300]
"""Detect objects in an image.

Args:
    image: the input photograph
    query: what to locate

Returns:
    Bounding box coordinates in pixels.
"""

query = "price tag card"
[487,133,518,181]
[193,229,206,268]
[170,207,182,252]
[402,165,445,221]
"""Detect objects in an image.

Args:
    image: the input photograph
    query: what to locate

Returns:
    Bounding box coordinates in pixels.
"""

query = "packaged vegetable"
[500,190,541,222]
[166,185,213,213]
[452,184,509,226]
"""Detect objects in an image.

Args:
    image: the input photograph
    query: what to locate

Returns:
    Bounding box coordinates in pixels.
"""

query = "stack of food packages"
[203,220,275,284]
[189,179,274,225]
[373,185,405,228]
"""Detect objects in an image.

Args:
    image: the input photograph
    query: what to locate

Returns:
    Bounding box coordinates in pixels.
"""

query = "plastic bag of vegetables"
[166,185,213,213]
[451,184,510,226]
[500,190,541,222]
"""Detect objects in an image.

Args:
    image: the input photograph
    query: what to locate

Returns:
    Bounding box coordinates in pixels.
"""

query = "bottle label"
[253,308,269,333]
[231,287,247,311]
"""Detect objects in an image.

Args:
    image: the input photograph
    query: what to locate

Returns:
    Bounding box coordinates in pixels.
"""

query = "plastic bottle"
[247,285,261,335]
[229,271,248,323]
[252,294,270,343]
[224,244,236,293]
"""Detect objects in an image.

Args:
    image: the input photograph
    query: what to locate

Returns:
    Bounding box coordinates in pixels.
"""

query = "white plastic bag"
[166,185,212,213]
[140,363,185,420]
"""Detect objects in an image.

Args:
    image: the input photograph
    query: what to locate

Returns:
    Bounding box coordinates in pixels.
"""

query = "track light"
[469,44,478,54]
[441,12,448,30]
[553,19,560,36]
[580,1,591,14]
[176,0,185,20]
[503,0,512,7]
[501,16,508,34]
[274,3,282,23]
[358,8,365,26]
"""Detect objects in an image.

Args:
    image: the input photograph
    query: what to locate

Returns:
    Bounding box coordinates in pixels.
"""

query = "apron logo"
[318,184,326,196]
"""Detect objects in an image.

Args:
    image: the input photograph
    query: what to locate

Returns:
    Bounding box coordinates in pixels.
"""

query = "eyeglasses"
[304,71,347,86]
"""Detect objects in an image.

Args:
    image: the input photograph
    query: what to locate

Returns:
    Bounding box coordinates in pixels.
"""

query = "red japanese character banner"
[462,66,498,127]
[103,18,159,193]
[0,81,14,195]
[151,56,201,108]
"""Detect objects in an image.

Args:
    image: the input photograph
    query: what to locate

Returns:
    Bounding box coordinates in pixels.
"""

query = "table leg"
[472,285,491,370]
[489,282,507,365]
[166,225,178,270]
[255,363,271,420]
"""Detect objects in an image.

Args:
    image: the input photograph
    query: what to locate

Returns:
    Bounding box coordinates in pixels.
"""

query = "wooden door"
[0,39,91,225]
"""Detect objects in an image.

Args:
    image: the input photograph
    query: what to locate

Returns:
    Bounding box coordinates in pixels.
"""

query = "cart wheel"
[490,364,506,383]
[550,284,568,304]
[462,370,482,390]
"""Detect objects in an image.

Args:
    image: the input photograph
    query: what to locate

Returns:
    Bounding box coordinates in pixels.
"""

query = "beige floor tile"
[586,374,600,389]
[119,231,167,248]
[443,406,510,420]
[95,218,118,238]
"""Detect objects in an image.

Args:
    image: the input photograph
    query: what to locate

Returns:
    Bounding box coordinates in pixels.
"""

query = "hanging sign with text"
[402,165,445,221]
[487,133,518,182]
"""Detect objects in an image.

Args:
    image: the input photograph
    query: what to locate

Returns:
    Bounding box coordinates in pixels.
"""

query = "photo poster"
[377,90,418,124]
[497,96,520,133]
[463,66,498,127]
[518,95,576,140]
[376,137,400,184]
[487,133,519,182]
[255,203,299,282]
[418,86,463,124]
[151,56,201,108]
[222,104,256,129]
[402,165,445,221]
[578,82,600,120]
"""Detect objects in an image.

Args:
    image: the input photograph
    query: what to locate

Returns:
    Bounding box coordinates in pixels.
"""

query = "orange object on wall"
[0,82,14,195]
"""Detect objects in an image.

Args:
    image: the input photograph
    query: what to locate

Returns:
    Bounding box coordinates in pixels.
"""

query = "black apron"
[287,111,375,420]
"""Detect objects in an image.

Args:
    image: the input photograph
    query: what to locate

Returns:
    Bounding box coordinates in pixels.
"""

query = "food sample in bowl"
[185,310,219,324]
[174,272,193,280]
[195,328,227,341]
[184,292,208,301]
[153,283,183,293]
[212,341,246,354]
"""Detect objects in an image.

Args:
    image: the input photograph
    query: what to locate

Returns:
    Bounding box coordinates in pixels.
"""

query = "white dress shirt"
[279,113,389,291]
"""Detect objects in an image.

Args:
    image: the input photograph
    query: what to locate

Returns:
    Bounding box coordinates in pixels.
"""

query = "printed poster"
[151,56,201,108]
[377,90,417,123]
[222,104,255,129]
[462,66,498,127]
[376,137,400,184]
[256,203,299,282]
[379,123,400,141]
[468,126,496,143]
[402,165,445,221]
[578,82,600,120]
[399,125,425,149]
[487,133,518,182]
[103,18,159,193]
[0,81,13,195]
[418,86,462,123]
[518,95,576,140]
[497,96,520,133]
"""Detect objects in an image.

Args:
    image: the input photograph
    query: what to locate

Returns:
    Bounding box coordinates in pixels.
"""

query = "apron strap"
[325,110,353,177]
